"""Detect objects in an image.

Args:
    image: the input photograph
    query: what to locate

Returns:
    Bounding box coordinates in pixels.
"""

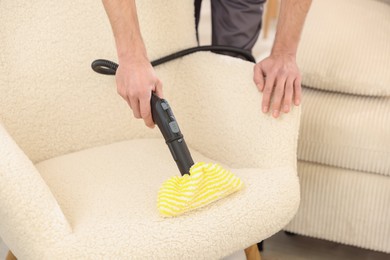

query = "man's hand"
[253,0,311,118]
[116,56,163,128]
[253,54,301,118]
[102,0,163,128]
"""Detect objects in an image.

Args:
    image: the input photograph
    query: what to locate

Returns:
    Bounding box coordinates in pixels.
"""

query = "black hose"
[91,45,256,75]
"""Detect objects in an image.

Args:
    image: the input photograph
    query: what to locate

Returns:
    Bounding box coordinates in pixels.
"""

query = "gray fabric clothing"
[195,0,266,54]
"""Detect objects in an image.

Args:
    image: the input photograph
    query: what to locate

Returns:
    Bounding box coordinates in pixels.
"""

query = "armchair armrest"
[0,123,71,259]
[162,52,300,169]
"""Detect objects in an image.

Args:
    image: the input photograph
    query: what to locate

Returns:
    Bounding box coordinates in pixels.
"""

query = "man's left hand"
[253,54,301,118]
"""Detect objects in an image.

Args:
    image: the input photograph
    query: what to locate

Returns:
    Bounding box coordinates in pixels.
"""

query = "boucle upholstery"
[298,88,390,176]
[297,0,390,96]
[0,124,71,259]
[32,139,300,259]
[167,53,300,170]
[0,52,301,258]
[0,0,301,259]
[286,161,390,253]
[0,0,196,163]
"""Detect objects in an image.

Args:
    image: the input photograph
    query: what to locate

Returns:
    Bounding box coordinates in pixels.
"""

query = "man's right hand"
[102,0,162,128]
[116,56,163,128]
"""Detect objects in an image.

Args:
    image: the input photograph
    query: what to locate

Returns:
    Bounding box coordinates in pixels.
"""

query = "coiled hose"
[91,45,256,75]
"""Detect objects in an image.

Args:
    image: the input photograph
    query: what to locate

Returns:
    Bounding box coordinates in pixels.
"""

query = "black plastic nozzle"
[150,94,194,175]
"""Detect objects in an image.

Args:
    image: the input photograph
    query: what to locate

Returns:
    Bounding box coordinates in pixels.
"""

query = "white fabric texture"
[33,139,300,259]
[297,0,390,96]
[0,124,72,259]
[0,51,301,258]
[298,88,390,176]
[0,0,301,259]
[0,0,197,163]
[285,161,390,253]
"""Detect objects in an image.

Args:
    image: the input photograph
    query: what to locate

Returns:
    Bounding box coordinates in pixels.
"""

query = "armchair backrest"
[0,0,197,162]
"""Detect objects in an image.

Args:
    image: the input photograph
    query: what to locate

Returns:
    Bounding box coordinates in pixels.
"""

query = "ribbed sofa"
[285,0,390,253]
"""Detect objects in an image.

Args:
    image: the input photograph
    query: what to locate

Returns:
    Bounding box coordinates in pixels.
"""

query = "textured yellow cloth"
[158,162,244,217]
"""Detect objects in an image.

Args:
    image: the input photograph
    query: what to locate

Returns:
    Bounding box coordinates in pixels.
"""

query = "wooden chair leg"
[244,244,262,260]
[6,251,17,260]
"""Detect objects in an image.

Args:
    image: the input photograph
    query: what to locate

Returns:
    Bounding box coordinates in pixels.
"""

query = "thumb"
[253,63,265,92]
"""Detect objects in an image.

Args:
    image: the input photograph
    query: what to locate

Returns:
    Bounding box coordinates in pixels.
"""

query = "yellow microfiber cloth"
[158,162,244,217]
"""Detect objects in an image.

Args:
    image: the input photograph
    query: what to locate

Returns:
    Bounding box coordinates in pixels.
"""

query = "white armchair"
[0,0,300,259]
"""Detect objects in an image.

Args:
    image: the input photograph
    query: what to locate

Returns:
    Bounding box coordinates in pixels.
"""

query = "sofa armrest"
[0,123,71,259]
[161,52,301,169]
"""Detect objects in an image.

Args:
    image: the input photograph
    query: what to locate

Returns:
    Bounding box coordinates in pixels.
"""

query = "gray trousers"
[195,0,266,54]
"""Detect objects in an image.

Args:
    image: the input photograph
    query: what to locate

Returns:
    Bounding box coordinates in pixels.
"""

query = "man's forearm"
[102,0,147,61]
[102,0,163,128]
[272,0,312,57]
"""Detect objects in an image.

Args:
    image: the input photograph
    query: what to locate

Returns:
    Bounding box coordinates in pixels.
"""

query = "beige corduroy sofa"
[0,0,301,259]
[284,0,390,253]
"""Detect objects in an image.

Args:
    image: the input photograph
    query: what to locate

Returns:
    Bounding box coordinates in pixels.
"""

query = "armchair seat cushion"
[35,138,300,259]
[297,0,390,96]
[298,88,390,176]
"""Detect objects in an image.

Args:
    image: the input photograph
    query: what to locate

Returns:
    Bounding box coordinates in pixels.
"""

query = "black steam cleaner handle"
[150,93,194,176]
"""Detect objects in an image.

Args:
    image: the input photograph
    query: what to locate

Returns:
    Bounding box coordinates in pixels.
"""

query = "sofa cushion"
[297,0,390,96]
[286,161,390,253]
[298,87,390,176]
[35,139,300,259]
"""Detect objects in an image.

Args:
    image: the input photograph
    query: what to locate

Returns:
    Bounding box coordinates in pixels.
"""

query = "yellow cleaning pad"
[157,162,244,217]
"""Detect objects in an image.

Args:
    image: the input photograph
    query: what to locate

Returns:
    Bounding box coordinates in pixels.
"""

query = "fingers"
[154,79,164,98]
[139,92,155,128]
[115,62,164,128]
[263,75,299,118]
[262,75,300,118]
[256,54,302,118]
[282,77,295,113]
[271,77,287,118]
[125,79,163,129]
[294,76,302,106]
[141,79,164,128]
[123,88,157,129]
[129,95,141,119]
[253,64,265,92]
[261,73,276,113]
